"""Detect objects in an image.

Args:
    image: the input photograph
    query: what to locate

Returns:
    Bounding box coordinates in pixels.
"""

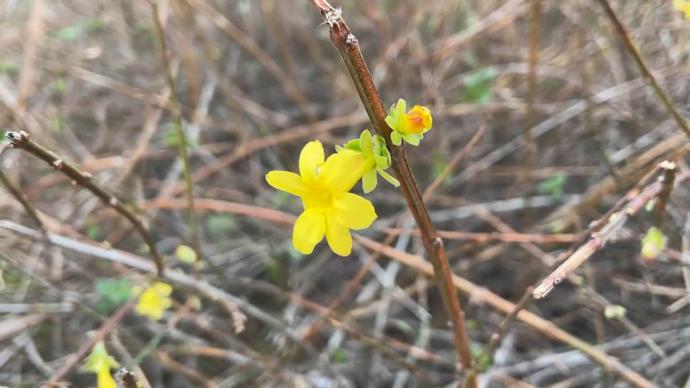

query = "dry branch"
[4,130,164,275]
[534,161,678,299]
[306,1,476,383]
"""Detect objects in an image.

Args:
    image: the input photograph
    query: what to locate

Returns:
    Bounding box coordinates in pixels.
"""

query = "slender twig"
[595,0,690,138]
[477,287,534,369]
[383,228,580,243]
[150,0,202,264]
[653,161,676,228]
[522,0,541,224]
[0,169,47,235]
[306,2,476,384]
[682,213,690,314]
[4,130,164,275]
[423,123,486,201]
[533,162,679,299]
[184,0,314,120]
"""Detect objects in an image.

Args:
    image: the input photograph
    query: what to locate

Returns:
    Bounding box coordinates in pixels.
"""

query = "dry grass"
[1,0,689,386]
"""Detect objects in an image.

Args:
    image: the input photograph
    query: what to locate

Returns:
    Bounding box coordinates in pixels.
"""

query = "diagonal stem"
[307,2,476,384]
[4,130,164,275]
[150,0,203,263]
[595,0,690,139]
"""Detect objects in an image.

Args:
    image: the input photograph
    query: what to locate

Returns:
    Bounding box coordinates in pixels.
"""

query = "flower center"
[302,181,335,209]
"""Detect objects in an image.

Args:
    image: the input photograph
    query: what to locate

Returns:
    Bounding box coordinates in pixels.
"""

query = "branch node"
[323,7,342,27]
[345,33,358,46]
[5,130,29,146]
[52,159,63,169]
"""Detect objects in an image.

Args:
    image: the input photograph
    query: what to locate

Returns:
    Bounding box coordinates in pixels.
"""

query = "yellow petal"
[293,209,325,254]
[325,216,352,256]
[136,282,173,320]
[97,368,117,388]
[405,106,432,134]
[320,150,367,192]
[299,140,325,182]
[152,282,172,296]
[266,171,304,196]
[333,193,377,229]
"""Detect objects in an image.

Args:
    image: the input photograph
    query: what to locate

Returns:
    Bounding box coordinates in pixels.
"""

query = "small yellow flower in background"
[385,98,433,146]
[134,282,173,320]
[674,0,690,19]
[81,341,119,388]
[266,140,377,256]
[338,129,400,193]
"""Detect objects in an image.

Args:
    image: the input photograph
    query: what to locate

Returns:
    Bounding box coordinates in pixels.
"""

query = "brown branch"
[533,161,679,299]
[150,0,202,263]
[0,168,47,236]
[682,213,690,316]
[595,0,690,138]
[522,0,541,224]
[307,3,476,384]
[301,123,486,342]
[653,161,676,228]
[4,130,164,275]
[477,287,534,369]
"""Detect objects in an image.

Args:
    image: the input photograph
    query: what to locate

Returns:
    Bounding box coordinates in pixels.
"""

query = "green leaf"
[538,174,567,199]
[462,68,496,104]
[86,224,102,240]
[163,123,196,149]
[55,18,104,41]
[641,227,667,261]
[264,258,283,284]
[51,78,66,95]
[51,116,65,132]
[95,278,133,313]
[0,61,19,75]
[329,348,348,363]
[206,214,235,239]
[175,245,197,264]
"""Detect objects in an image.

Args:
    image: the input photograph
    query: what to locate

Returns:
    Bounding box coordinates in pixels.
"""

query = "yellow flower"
[81,341,119,388]
[674,0,690,19]
[266,140,377,256]
[385,99,433,146]
[134,282,173,320]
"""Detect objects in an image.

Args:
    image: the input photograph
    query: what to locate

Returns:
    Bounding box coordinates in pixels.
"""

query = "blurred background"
[1,0,690,386]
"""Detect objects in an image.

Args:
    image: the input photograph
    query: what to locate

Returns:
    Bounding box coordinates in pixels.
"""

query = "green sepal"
[362,169,378,193]
[378,168,400,187]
